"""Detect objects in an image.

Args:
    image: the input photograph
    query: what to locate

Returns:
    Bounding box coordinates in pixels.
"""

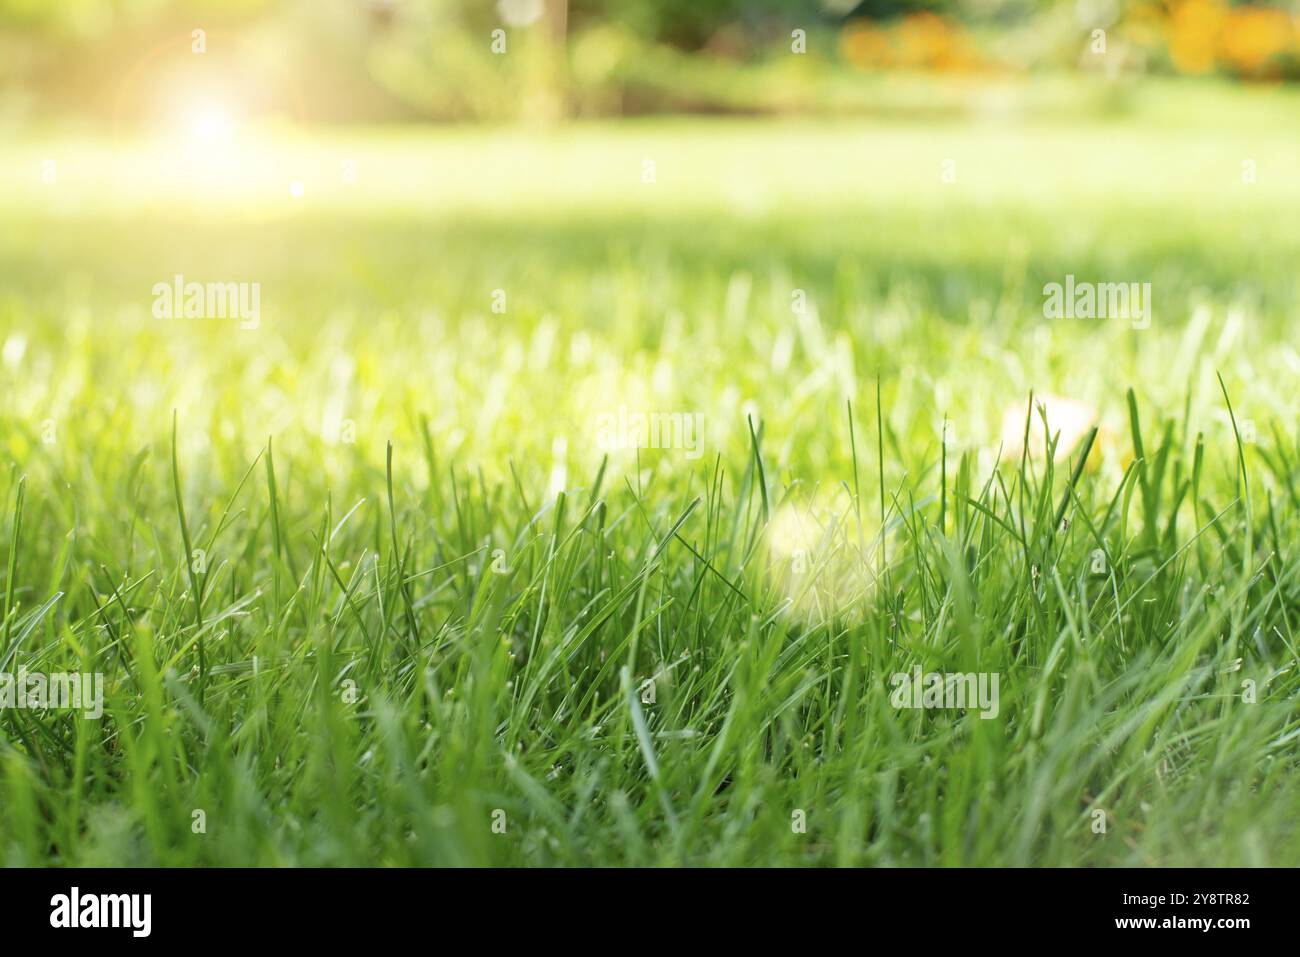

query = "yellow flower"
[840,13,984,73]
[840,21,891,71]
[1219,6,1293,75]
[1167,0,1227,75]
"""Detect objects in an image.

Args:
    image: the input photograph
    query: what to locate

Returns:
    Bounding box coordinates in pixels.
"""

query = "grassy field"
[1,81,1299,865]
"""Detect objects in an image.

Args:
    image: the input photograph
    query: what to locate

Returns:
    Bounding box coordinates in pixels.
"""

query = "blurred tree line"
[2,0,1299,124]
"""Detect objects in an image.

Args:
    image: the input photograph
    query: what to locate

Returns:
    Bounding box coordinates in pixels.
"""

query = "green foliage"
[570,0,827,49]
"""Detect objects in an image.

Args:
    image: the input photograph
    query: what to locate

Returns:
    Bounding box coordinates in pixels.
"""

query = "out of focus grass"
[0,79,1298,865]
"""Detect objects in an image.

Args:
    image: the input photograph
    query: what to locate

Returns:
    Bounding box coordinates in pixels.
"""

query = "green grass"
[1,83,1299,865]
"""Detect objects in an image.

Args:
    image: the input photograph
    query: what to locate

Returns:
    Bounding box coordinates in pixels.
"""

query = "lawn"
[1,81,1298,865]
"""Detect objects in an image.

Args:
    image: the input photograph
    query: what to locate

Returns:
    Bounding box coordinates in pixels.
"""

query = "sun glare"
[186,101,235,145]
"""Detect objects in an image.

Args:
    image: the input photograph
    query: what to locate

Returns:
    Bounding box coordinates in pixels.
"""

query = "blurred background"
[3,0,1300,129]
